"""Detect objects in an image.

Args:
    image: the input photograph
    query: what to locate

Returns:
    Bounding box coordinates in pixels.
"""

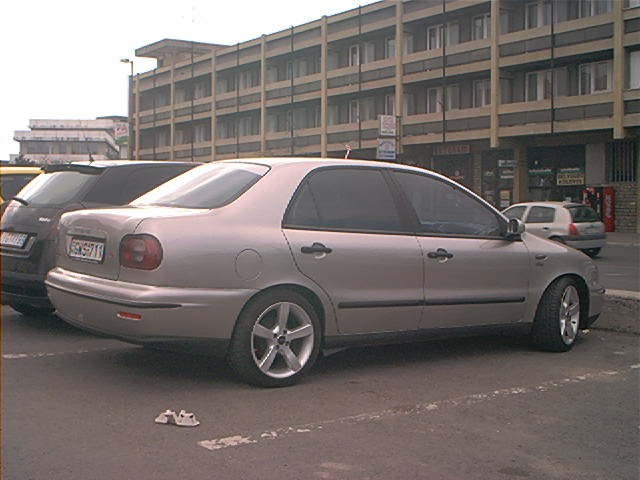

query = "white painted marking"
[630,364,640,369]
[198,367,634,452]
[2,347,114,360]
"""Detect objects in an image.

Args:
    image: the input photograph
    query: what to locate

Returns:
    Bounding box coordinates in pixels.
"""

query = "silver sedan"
[46,158,604,387]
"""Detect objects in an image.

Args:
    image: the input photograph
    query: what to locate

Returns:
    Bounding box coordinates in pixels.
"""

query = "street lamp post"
[120,58,134,159]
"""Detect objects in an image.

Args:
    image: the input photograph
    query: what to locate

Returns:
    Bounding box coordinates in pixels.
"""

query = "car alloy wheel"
[228,289,321,387]
[558,285,580,346]
[531,277,582,352]
[251,301,315,379]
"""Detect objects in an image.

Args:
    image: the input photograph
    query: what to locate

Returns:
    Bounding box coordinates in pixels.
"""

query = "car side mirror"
[506,218,525,238]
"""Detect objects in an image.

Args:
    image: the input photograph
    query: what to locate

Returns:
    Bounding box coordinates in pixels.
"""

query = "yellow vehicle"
[0,166,42,203]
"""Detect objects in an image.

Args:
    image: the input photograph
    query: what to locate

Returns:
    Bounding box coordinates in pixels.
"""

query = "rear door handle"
[301,242,332,255]
[427,248,453,259]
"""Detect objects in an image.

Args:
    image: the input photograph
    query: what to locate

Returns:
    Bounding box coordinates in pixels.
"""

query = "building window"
[473,79,491,107]
[473,14,491,40]
[580,0,612,17]
[628,0,640,7]
[629,51,640,89]
[526,70,553,101]
[404,32,414,55]
[609,140,637,182]
[404,92,416,116]
[385,37,396,59]
[427,22,459,50]
[579,61,613,95]
[526,0,551,29]
[349,45,360,66]
[349,100,360,123]
[427,85,460,113]
[363,42,376,64]
[384,94,395,116]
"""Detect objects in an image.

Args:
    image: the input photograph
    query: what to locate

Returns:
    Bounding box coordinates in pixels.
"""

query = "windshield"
[15,171,99,206]
[132,162,269,209]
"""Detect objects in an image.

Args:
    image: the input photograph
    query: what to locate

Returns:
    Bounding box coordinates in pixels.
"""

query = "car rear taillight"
[119,234,163,270]
[569,223,580,236]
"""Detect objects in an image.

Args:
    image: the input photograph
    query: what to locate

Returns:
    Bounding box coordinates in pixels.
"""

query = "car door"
[523,205,557,239]
[390,170,531,329]
[283,167,423,334]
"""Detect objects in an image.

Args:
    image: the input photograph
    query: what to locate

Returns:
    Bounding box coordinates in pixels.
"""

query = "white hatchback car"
[503,202,606,258]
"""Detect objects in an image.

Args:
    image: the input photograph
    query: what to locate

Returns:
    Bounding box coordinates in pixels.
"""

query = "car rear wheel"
[582,247,601,258]
[530,277,581,352]
[228,289,321,387]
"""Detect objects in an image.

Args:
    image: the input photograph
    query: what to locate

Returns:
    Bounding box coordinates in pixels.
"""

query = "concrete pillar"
[613,0,625,140]
[490,0,500,148]
[395,0,404,156]
[211,52,217,162]
[261,35,267,156]
[321,16,328,157]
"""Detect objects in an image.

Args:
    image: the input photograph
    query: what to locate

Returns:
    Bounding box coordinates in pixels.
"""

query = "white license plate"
[1,231,29,248]
[68,237,105,263]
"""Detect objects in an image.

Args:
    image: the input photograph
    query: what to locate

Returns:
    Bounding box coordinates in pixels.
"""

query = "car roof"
[506,201,584,209]
[0,166,42,174]
[42,160,199,173]
[218,156,452,180]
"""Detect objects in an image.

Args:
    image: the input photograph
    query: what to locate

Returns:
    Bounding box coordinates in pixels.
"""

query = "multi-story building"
[128,0,639,232]
[13,116,128,164]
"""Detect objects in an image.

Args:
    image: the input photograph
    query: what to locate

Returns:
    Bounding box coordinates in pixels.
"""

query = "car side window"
[120,166,193,204]
[526,206,555,223]
[391,171,503,237]
[285,168,404,233]
[503,205,526,220]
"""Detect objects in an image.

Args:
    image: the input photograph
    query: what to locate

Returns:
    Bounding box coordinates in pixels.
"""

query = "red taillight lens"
[569,223,580,236]
[119,234,163,270]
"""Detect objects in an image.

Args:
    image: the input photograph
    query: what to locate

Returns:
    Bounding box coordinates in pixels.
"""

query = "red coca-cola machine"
[582,186,615,232]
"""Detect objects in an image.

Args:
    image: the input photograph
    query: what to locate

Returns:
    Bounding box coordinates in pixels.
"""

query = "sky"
[1,0,367,160]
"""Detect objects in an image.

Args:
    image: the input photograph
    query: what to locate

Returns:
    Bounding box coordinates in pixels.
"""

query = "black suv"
[0,160,198,316]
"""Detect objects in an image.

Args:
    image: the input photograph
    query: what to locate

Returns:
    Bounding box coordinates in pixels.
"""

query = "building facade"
[13,116,128,164]
[128,0,640,232]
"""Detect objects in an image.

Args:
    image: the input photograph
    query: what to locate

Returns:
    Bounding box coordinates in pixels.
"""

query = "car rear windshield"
[14,171,99,206]
[566,205,599,223]
[1,173,39,200]
[131,162,269,209]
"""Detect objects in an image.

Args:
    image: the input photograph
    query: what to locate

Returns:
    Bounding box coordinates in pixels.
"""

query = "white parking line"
[2,347,115,359]
[198,367,635,452]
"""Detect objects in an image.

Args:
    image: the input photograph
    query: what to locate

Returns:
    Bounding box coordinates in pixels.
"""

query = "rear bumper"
[45,267,257,355]
[562,233,607,250]
[1,270,51,308]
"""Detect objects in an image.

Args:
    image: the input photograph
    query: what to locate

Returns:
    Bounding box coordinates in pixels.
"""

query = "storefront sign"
[500,168,515,180]
[529,168,553,176]
[556,167,584,186]
[379,115,396,137]
[433,144,470,156]
[377,138,396,160]
[498,159,516,168]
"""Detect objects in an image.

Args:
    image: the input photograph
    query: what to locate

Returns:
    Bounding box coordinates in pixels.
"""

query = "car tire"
[228,289,321,387]
[10,302,55,317]
[583,248,601,258]
[530,277,581,352]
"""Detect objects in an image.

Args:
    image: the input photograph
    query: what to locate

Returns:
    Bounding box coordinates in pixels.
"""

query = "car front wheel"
[228,289,321,387]
[530,277,582,352]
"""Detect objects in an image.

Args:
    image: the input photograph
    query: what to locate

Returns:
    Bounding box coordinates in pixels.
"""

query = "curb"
[591,290,640,335]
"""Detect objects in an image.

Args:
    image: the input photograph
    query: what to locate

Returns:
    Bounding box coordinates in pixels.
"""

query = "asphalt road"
[594,244,639,292]
[3,306,638,480]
